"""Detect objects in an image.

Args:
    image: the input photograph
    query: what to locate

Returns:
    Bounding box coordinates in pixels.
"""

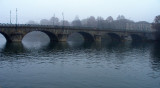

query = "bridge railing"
[0,23,156,33]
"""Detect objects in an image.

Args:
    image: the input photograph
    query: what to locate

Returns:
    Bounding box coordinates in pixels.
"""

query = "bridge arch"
[107,33,121,41]
[41,31,58,42]
[130,34,143,41]
[68,32,94,42]
[23,30,58,42]
[78,32,94,42]
[0,32,11,42]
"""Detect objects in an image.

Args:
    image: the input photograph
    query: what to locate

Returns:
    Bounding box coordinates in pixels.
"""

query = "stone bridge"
[0,24,155,43]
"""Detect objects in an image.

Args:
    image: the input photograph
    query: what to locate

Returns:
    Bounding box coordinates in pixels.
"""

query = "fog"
[0,0,160,24]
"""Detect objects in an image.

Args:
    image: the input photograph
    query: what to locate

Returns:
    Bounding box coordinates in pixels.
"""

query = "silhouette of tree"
[81,19,88,27]
[40,19,50,25]
[60,20,70,26]
[27,20,38,24]
[106,16,114,23]
[97,16,105,28]
[154,15,160,23]
[29,14,151,31]
[152,15,160,40]
[152,15,160,31]
[86,16,97,27]
[72,16,82,26]
[50,16,60,25]
[117,15,125,20]
[113,16,134,29]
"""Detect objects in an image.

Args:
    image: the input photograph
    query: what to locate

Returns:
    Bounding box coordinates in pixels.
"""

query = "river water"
[0,35,160,88]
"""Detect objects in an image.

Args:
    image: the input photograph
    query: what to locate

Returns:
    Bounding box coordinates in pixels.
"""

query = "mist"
[0,0,160,24]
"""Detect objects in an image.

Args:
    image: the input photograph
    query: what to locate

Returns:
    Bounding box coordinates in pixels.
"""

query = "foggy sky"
[0,0,160,24]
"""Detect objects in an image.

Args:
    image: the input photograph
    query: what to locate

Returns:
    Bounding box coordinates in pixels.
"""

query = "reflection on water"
[0,34,6,51]
[0,40,160,88]
[22,41,50,50]
[150,42,160,73]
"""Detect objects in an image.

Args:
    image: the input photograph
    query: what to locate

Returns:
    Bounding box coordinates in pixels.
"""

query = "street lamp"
[53,14,55,26]
[62,12,64,26]
[10,10,12,24]
[16,8,18,25]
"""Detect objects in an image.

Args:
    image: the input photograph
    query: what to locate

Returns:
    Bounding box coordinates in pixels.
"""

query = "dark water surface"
[0,39,160,88]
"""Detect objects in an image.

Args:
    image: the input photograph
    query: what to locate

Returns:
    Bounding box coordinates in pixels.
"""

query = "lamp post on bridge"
[53,14,55,26]
[16,8,18,25]
[15,8,18,30]
[10,10,12,24]
[62,12,64,26]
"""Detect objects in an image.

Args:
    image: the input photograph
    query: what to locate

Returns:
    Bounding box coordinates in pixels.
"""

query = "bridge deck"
[0,24,154,33]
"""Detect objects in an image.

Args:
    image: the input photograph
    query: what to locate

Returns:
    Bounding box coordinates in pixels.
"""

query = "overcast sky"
[0,0,160,24]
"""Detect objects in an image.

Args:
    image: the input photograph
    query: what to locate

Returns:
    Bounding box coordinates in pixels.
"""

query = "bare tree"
[50,16,60,26]
[60,20,70,26]
[97,16,105,28]
[86,16,97,27]
[152,15,160,31]
[27,20,38,24]
[117,15,125,20]
[81,19,88,27]
[152,15,160,40]
[72,16,82,26]
[113,15,134,30]
[40,19,50,25]
[106,16,114,23]
[105,16,114,28]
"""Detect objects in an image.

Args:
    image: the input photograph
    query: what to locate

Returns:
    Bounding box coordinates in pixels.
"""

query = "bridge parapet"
[0,23,154,32]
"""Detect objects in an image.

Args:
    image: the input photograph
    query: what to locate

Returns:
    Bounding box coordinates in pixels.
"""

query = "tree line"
[27,15,160,40]
[27,15,151,30]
